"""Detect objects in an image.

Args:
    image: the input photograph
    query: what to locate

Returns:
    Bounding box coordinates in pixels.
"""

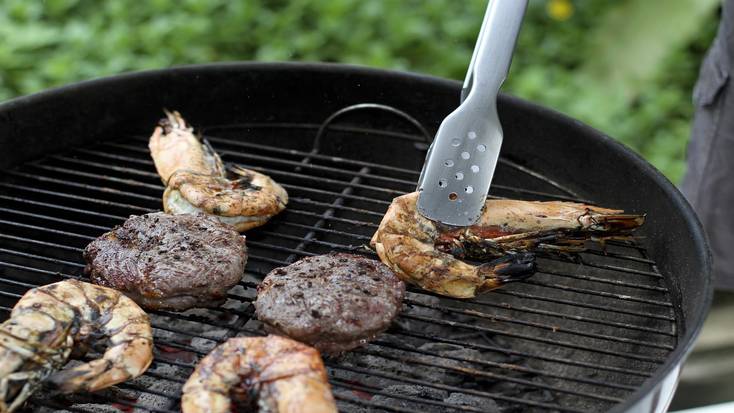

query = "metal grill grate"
[0,108,676,413]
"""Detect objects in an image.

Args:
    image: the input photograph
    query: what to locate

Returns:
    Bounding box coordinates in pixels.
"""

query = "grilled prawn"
[0,280,153,412]
[149,110,288,231]
[182,335,337,413]
[370,192,645,298]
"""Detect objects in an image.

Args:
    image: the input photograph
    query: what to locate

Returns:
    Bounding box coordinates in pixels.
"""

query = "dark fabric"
[682,0,734,289]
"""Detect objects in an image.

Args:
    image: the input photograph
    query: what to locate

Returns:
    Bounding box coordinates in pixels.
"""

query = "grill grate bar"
[287,168,370,262]
[149,334,587,412]
[1,243,669,370]
[1,193,373,245]
[0,194,127,221]
[0,247,85,269]
[51,154,161,178]
[146,349,515,413]
[0,207,111,232]
[148,303,643,396]
[393,329,652,378]
[289,195,384,217]
[268,221,373,241]
[204,131,592,203]
[63,151,395,208]
[491,289,674,321]
[180,276,670,351]
[334,364,588,413]
[522,279,672,307]
[31,398,177,413]
[161,287,659,379]
[0,219,94,242]
[12,163,667,287]
[0,251,654,401]
[334,395,428,413]
[10,168,160,202]
[31,163,163,191]
[40,141,662,270]
[144,360,489,413]
[0,243,658,382]
[58,158,663,282]
[536,267,667,292]
[0,219,672,331]
[32,152,671,273]
[4,204,666,310]
[0,122,679,413]
[404,297,675,347]
[331,380,487,413]
[3,174,383,229]
[0,181,151,213]
[582,262,664,279]
[5,187,667,280]
[7,180,665,303]
[258,230,367,251]
[447,292,674,336]
[177,124,428,173]
[107,141,408,196]
[355,346,624,403]
[401,313,666,363]
[237,161,408,196]
[175,133,591,203]
[0,248,664,408]
[495,158,585,201]
[0,262,70,286]
[223,147,418,187]
[0,233,84,253]
[582,249,656,264]
[149,313,639,394]
[109,138,575,204]
[368,338,637,391]
[132,132,589,204]
[243,252,674,308]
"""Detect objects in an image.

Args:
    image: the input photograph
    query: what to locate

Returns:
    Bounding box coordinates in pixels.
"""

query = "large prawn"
[370,192,645,298]
[182,335,337,413]
[0,280,153,412]
[149,110,288,231]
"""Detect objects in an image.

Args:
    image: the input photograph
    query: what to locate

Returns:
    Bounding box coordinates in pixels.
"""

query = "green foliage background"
[0,0,720,183]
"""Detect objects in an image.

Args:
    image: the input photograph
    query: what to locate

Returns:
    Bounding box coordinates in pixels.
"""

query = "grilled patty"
[255,253,405,354]
[84,212,247,311]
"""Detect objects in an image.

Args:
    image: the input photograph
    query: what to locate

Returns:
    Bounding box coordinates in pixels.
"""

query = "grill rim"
[0,61,713,412]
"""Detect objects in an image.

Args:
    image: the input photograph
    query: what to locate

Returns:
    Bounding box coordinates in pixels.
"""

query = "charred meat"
[84,212,247,311]
[255,253,405,354]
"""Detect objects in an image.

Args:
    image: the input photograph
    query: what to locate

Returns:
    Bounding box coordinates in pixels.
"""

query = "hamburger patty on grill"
[254,253,405,354]
[84,212,247,311]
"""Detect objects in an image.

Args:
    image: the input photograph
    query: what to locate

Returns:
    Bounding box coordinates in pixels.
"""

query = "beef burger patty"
[84,212,247,311]
[255,253,405,354]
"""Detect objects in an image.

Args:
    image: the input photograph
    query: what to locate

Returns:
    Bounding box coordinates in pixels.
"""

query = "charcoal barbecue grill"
[0,63,712,413]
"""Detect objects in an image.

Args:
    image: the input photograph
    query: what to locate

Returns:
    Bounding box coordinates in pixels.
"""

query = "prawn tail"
[588,212,646,232]
[201,137,226,178]
[477,252,536,292]
[45,336,153,393]
[157,109,190,135]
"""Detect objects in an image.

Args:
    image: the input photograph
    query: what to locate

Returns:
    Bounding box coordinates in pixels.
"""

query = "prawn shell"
[371,192,644,298]
[181,335,337,413]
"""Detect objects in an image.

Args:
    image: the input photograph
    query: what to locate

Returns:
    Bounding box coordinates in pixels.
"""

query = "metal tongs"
[417,0,528,226]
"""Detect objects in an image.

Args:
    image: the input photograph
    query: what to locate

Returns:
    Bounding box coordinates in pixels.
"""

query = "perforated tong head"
[417,0,527,226]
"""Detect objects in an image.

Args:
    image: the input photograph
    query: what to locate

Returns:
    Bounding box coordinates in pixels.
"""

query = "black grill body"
[0,63,712,412]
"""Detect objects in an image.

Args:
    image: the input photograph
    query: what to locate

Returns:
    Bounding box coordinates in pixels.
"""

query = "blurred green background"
[0,0,720,183]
